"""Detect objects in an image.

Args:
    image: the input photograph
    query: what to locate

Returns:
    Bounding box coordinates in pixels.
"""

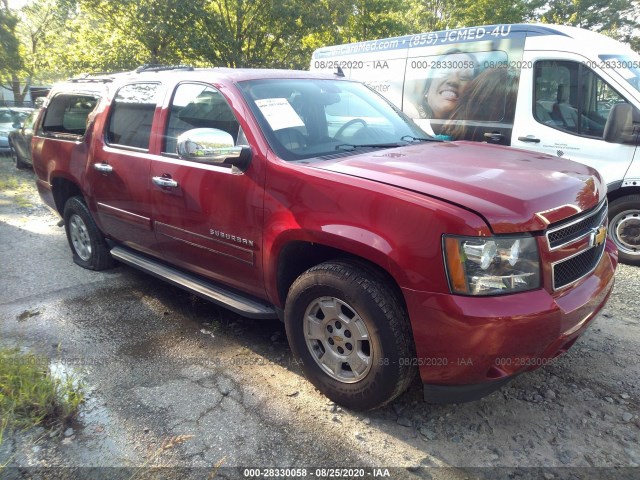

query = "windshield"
[0,108,31,129]
[599,54,640,95]
[238,79,428,161]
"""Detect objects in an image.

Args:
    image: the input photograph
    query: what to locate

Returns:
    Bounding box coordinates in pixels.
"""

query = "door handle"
[152,176,179,188]
[94,163,113,173]
[518,135,541,143]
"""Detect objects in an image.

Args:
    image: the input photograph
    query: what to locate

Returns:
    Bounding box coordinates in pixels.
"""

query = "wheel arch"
[272,235,408,312]
[607,185,640,204]
[51,176,84,216]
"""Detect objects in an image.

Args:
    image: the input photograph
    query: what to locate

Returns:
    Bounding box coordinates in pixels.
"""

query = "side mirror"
[12,122,21,129]
[176,128,251,172]
[603,103,636,143]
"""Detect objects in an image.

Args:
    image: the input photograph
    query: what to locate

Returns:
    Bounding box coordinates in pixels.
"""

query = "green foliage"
[78,0,201,65]
[539,0,636,34]
[188,0,339,68]
[2,0,639,89]
[453,0,545,26]
[408,0,465,31]
[0,347,84,430]
[0,7,24,90]
[341,0,413,43]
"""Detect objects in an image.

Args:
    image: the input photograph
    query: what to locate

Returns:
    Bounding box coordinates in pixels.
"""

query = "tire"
[285,261,416,410]
[63,196,114,270]
[10,142,29,169]
[609,195,640,266]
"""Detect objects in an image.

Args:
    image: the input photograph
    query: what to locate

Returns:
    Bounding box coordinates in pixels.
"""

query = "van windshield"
[599,54,640,95]
[237,79,429,161]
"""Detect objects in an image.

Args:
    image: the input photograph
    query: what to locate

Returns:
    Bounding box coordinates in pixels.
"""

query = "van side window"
[163,83,241,155]
[534,61,627,138]
[41,94,98,137]
[106,83,160,150]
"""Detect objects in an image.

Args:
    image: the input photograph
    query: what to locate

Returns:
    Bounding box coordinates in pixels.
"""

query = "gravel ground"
[0,155,639,480]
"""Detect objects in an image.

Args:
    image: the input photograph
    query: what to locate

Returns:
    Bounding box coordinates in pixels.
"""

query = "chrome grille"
[549,200,608,291]
[553,241,606,290]
[547,201,608,250]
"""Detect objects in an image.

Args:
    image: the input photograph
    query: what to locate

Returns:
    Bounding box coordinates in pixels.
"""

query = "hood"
[314,141,605,233]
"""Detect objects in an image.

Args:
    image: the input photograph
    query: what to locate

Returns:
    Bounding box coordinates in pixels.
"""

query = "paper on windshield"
[255,98,305,131]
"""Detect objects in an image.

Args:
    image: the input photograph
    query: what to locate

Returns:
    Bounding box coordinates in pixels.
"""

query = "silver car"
[0,107,33,155]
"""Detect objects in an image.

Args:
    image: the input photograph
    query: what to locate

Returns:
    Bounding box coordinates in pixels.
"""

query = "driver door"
[512,52,637,186]
[149,82,267,298]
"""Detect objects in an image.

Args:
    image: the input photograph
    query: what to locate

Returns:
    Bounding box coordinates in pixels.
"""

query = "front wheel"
[609,195,640,266]
[63,196,114,270]
[285,261,416,410]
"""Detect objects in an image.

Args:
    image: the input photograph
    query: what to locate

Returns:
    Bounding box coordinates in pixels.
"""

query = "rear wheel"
[609,195,640,266]
[10,142,29,169]
[63,196,114,270]
[285,261,416,410]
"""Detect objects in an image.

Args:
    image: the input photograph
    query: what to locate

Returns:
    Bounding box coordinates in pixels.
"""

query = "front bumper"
[403,239,617,403]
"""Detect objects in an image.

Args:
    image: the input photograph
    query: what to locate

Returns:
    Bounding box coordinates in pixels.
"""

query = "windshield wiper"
[401,135,440,143]
[335,142,406,151]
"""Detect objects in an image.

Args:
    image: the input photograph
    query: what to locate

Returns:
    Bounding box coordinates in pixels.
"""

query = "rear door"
[88,82,161,251]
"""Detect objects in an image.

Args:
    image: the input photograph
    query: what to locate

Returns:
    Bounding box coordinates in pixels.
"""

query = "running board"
[110,246,277,319]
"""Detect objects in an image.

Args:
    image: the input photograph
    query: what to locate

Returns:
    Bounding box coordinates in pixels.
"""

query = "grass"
[0,176,34,208]
[0,178,21,191]
[0,347,85,433]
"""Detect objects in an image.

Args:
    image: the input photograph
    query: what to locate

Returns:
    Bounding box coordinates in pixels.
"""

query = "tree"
[78,0,203,65]
[409,0,465,31]
[342,0,413,43]
[185,0,336,68]
[0,2,25,102]
[455,0,544,26]
[540,0,637,36]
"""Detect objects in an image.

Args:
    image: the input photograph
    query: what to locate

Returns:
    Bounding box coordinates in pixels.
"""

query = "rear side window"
[41,94,98,137]
[106,83,160,150]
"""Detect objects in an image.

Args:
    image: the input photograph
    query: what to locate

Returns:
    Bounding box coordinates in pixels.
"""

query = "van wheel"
[285,261,416,410]
[63,196,114,270]
[609,195,640,266]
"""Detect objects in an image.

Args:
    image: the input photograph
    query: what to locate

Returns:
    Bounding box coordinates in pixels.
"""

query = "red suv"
[32,66,617,409]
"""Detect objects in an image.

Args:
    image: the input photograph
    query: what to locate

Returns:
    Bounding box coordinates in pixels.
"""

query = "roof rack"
[135,64,195,73]
[68,72,118,83]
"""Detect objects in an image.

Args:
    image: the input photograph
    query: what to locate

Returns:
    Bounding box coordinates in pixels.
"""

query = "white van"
[311,24,640,265]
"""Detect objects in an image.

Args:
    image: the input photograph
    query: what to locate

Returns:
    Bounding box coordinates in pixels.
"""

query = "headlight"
[443,235,540,295]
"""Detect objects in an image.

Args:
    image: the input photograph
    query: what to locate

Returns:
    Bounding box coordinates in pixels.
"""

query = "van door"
[512,52,638,186]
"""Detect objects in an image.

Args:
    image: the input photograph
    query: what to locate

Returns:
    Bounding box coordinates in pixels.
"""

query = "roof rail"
[68,73,117,83]
[135,64,195,73]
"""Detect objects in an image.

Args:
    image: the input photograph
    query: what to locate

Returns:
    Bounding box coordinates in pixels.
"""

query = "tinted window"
[404,50,509,122]
[41,95,98,136]
[106,83,160,149]
[534,60,626,138]
[0,109,30,125]
[163,83,241,155]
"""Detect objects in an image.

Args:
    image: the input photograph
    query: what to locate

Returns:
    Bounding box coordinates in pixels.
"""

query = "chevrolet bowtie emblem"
[590,226,607,248]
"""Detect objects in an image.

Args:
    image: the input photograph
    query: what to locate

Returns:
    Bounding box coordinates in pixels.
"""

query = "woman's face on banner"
[426,53,476,119]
